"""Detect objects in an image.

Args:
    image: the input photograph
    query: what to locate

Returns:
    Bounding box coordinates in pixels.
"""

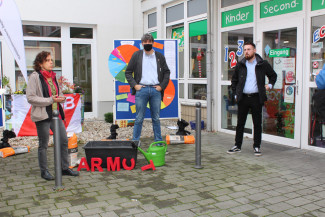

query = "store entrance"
[257,20,303,148]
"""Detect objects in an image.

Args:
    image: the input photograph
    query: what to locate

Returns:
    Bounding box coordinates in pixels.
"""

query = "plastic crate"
[83,140,140,168]
[190,120,205,130]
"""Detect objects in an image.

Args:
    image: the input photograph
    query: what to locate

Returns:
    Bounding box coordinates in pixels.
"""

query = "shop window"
[15,41,62,91]
[179,83,184,98]
[221,0,250,8]
[166,3,184,23]
[187,0,207,17]
[221,28,253,81]
[73,44,92,112]
[189,84,206,100]
[221,85,252,133]
[311,15,325,82]
[148,12,157,28]
[70,27,93,39]
[189,20,207,78]
[309,88,325,148]
[171,26,184,78]
[23,25,61,37]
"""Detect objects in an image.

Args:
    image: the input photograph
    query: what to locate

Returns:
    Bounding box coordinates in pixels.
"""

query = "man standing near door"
[227,42,277,156]
[125,33,170,142]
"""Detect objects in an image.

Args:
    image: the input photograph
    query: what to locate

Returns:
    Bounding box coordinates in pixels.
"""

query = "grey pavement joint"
[2,133,325,216]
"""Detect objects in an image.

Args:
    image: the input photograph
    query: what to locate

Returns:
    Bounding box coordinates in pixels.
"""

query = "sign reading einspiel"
[269,48,290,57]
[312,0,325,11]
[260,0,303,18]
[222,5,253,28]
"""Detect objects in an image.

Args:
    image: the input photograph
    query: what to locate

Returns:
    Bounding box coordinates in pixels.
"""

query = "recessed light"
[284,40,289,43]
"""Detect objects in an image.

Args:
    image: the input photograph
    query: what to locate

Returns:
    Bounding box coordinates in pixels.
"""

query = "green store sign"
[269,48,290,57]
[312,0,325,11]
[260,0,303,18]
[222,5,253,28]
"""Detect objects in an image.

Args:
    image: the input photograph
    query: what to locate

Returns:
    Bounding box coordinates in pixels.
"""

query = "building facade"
[1,0,142,119]
[141,0,325,152]
[2,0,325,152]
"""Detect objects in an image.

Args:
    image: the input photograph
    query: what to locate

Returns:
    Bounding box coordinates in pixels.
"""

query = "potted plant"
[58,76,75,94]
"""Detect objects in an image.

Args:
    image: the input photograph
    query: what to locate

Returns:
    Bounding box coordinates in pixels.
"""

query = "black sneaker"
[254,147,262,156]
[227,146,241,154]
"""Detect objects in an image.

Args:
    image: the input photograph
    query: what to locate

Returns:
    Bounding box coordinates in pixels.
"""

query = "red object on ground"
[141,160,156,171]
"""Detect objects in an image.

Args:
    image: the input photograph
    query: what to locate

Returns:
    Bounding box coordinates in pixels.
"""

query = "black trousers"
[235,94,263,149]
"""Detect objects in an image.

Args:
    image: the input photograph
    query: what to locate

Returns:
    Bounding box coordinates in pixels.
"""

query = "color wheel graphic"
[108,45,139,83]
[147,80,175,109]
[109,43,177,114]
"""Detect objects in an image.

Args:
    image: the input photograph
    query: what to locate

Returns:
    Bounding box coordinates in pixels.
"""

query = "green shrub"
[104,112,113,123]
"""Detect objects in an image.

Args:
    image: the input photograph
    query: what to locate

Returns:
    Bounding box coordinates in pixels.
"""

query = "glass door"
[73,44,92,112]
[257,19,303,148]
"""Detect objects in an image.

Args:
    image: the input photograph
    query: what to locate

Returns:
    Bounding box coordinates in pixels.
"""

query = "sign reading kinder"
[222,5,253,28]
[0,0,27,82]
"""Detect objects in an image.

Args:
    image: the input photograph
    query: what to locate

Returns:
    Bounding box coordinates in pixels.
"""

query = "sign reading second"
[260,0,302,18]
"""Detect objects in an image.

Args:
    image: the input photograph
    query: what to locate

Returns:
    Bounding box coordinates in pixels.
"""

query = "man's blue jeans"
[133,86,162,142]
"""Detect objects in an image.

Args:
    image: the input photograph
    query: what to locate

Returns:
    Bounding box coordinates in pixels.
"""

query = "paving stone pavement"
[2,132,325,216]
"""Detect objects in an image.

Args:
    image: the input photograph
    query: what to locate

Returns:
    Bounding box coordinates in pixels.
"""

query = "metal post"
[52,110,64,191]
[195,102,203,169]
[206,0,213,132]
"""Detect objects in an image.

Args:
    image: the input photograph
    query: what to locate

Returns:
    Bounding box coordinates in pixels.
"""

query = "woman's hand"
[52,95,66,103]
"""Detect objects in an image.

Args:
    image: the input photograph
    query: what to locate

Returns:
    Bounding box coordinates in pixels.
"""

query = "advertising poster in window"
[273,58,295,89]
[108,40,179,120]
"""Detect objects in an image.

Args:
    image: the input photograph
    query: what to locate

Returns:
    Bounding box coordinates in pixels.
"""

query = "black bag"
[312,89,325,121]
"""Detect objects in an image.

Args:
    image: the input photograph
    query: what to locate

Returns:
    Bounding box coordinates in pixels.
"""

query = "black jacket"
[231,54,277,104]
[125,50,170,99]
[38,71,65,121]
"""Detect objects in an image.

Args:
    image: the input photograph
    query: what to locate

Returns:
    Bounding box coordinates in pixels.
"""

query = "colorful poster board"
[109,40,179,120]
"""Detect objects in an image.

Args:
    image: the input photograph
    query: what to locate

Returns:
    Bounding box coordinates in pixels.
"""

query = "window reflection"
[221,28,253,81]
[70,28,93,39]
[189,20,207,78]
[15,41,62,91]
[23,25,61,37]
[221,85,252,133]
[73,44,92,112]
[311,15,325,82]
[188,84,206,100]
[309,88,325,148]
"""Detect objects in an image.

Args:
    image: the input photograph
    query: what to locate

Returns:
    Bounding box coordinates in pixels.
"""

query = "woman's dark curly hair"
[33,51,51,71]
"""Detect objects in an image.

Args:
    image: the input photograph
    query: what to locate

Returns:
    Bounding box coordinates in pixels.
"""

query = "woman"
[26,51,79,181]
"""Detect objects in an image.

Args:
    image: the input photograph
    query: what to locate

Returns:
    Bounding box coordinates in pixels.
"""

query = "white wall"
[11,0,141,117]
